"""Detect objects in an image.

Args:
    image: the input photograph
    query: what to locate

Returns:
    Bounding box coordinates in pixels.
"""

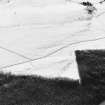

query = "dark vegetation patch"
[0,50,105,105]
[76,50,105,105]
[0,73,81,105]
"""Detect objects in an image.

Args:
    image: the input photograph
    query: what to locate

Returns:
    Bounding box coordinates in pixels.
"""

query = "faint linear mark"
[95,11,105,18]
[1,35,105,69]
[0,46,32,60]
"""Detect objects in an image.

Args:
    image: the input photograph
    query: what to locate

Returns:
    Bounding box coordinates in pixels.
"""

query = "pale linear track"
[0,45,32,60]
[1,35,105,69]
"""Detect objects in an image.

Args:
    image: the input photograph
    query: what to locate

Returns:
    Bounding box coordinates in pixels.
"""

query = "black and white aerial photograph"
[0,0,105,105]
